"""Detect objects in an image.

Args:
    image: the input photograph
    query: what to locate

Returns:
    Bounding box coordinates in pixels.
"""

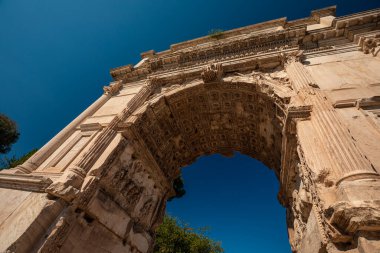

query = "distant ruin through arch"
[1,6,380,253]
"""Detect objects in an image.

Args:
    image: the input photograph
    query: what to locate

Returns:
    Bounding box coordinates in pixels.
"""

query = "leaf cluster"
[208,29,224,39]
[0,149,38,170]
[154,216,224,253]
[0,114,19,154]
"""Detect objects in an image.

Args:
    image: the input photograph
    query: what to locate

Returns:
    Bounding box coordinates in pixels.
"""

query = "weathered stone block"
[86,189,132,238]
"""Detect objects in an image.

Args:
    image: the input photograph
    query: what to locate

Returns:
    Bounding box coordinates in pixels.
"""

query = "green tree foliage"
[154,215,224,253]
[208,29,224,39]
[0,114,20,154]
[0,149,38,170]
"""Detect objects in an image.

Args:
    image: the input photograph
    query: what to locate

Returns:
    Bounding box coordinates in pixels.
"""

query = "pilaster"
[12,93,112,174]
[45,78,163,201]
[284,51,379,183]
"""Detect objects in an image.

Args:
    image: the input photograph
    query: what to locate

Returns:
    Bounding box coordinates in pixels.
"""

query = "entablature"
[110,7,380,83]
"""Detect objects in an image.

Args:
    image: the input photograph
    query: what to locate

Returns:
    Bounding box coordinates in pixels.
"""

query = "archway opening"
[166,152,291,252]
[118,74,302,251]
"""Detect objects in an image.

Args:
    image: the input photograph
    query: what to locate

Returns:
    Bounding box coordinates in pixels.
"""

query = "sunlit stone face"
[1,6,380,253]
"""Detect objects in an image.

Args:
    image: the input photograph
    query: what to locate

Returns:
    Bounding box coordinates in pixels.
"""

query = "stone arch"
[115,71,305,250]
[62,65,311,253]
[1,6,380,253]
[36,58,380,253]
[1,56,379,253]
[124,72,290,179]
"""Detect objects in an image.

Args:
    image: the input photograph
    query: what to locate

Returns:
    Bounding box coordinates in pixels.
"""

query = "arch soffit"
[122,72,297,179]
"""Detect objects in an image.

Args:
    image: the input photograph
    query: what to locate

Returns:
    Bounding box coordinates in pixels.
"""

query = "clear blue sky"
[1,1,379,252]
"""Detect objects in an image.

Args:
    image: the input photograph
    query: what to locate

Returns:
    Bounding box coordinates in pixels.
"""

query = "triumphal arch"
[1,6,380,253]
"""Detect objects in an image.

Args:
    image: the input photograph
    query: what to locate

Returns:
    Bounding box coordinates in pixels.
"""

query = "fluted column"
[45,78,161,201]
[284,52,378,183]
[12,93,111,174]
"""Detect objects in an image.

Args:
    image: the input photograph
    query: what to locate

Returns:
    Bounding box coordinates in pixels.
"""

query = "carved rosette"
[201,63,223,83]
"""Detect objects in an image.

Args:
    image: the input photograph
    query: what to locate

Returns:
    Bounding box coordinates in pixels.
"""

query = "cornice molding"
[110,7,380,83]
[0,173,52,193]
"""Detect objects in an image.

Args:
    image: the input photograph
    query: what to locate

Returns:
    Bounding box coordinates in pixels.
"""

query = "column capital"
[280,50,304,67]
[145,76,164,91]
[358,34,380,57]
[45,166,86,202]
[201,63,223,83]
[103,80,123,95]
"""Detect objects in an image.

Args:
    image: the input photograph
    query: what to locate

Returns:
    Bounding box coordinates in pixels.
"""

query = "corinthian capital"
[145,76,163,91]
[201,63,223,83]
[361,35,380,57]
[103,80,123,95]
[280,50,304,67]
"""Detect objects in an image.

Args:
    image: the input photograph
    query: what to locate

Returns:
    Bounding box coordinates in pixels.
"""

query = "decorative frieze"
[110,7,380,83]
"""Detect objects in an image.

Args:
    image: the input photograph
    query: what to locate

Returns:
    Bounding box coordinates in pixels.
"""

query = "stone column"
[284,52,380,252]
[284,52,378,183]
